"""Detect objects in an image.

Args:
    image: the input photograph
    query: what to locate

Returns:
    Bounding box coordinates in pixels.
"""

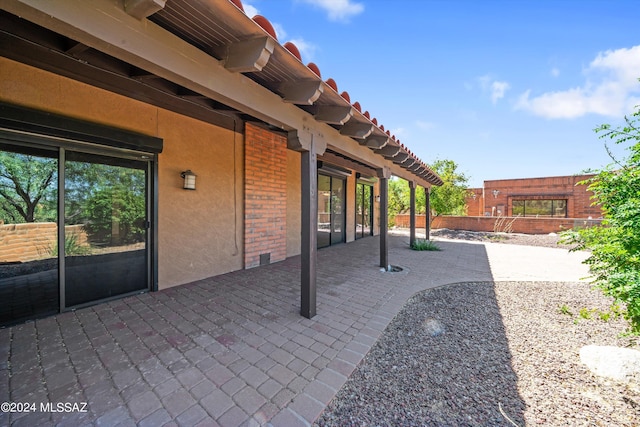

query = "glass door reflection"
[317,173,346,248]
[64,152,148,307]
[0,144,59,325]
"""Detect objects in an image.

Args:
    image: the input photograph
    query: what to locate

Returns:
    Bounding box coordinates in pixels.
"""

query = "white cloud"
[271,22,287,41]
[516,45,640,119]
[242,2,259,17]
[476,75,510,104]
[298,0,364,22]
[491,81,510,104]
[551,67,560,77]
[288,38,317,61]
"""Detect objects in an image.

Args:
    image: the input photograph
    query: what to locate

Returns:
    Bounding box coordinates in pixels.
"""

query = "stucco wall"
[157,111,244,288]
[0,57,244,290]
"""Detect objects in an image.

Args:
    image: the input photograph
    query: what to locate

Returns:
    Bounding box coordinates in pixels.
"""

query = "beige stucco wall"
[157,112,244,288]
[0,57,244,289]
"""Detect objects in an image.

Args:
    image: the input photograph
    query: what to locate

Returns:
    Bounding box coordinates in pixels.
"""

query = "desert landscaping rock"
[580,345,640,385]
[316,271,639,426]
[315,229,639,426]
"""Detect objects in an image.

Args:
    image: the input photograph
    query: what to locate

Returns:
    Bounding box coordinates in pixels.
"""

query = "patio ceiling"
[0,0,442,186]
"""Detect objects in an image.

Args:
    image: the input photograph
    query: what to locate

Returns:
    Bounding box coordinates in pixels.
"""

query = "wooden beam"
[375,144,401,158]
[224,36,275,73]
[378,167,391,270]
[340,121,373,139]
[314,105,353,125]
[409,181,416,248]
[425,187,431,240]
[124,0,166,20]
[279,80,323,105]
[300,139,318,319]
[362,135,388,149]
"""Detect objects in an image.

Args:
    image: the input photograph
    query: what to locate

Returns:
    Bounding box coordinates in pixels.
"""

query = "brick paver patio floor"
[0,232,588,426]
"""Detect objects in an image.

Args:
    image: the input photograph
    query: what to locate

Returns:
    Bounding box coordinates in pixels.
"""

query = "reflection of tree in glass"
[0,152,57,223]
[65,161,145,245]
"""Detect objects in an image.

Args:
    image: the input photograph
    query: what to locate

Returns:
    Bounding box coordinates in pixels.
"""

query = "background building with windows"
[413,173,604,235]
[466,174,602,219]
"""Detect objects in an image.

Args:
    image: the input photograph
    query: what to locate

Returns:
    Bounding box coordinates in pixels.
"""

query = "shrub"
[411,239,441,251]
[561,104,640,334]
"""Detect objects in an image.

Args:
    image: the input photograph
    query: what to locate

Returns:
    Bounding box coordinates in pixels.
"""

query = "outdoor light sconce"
[492,190,500,198]
[181,170,197,190]
[375,195,381,203]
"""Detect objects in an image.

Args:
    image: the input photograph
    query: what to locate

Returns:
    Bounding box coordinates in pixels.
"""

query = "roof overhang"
[0,0,442,186]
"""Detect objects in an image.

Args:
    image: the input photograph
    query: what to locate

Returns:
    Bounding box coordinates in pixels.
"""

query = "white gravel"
[315,231,640,426]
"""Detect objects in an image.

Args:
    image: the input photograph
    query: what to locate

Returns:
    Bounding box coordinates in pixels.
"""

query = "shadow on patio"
[0,234,525,426]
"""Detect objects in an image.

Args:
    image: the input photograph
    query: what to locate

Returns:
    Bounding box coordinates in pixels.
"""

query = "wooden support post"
[300,145,317,318]
[409,181,416,248]
[425,186,431,241]
[378,168,390,270]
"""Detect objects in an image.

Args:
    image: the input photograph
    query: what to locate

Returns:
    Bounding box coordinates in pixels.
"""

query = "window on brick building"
[512,199,567,217]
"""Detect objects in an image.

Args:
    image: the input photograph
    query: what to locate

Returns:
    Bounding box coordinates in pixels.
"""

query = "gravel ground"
[315,231,640,426]
[430,228,573,249]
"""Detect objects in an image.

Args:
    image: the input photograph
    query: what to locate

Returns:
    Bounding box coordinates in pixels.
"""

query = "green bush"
[411,239,441,251]
[561,104,640,334]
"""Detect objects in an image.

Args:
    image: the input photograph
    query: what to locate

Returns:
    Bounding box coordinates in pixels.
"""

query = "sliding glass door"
[355,182,373,239]
[317,173,346,248]
[64,152,149,307]
[0,142,152,326]
[0,144,59,325]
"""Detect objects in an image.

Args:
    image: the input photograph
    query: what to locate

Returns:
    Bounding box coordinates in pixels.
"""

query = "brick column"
[244,123,287,269]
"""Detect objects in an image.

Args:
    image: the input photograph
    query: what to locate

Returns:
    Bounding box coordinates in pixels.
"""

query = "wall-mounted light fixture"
[375,195,381,203]
[181,170,197,190]
[492,190,500,198]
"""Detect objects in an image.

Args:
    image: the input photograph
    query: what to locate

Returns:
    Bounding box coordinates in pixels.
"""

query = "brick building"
[466,174,602,219]
[0,0,441,326]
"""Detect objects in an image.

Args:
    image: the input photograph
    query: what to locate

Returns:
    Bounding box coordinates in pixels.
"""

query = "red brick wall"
[244,123,287,268]
[465,188,483,216]
[393,214,602,234]
[430,215,602,234]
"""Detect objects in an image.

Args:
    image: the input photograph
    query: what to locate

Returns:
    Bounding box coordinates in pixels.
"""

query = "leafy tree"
[0,151,57,223]
[83,185,146,244]
[428,159,470,216]
[65,162,146,245]
[388,178,410,215]
[561,106,640,334]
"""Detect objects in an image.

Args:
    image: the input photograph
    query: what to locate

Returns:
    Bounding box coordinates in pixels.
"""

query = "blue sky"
[242,0,640,187]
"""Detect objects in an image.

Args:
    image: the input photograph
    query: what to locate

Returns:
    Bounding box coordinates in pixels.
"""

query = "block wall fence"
[0,223,87,263]
[393,214,602,235]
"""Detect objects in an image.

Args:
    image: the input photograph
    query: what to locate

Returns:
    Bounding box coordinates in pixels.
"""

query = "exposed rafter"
[339,121,373,139]
[313,105,353,125]
[398,156,415,166]
[362,135,388,149]
[224,36,275,73]
[124,0,166,20]
[375,144,401,159]
[279,80,323,105]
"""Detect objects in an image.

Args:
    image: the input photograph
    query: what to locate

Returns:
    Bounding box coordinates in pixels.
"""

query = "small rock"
[423,318,445,337]
[579,345,640,383]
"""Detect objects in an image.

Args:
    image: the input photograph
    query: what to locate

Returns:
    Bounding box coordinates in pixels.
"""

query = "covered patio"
[0,233,590,426]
